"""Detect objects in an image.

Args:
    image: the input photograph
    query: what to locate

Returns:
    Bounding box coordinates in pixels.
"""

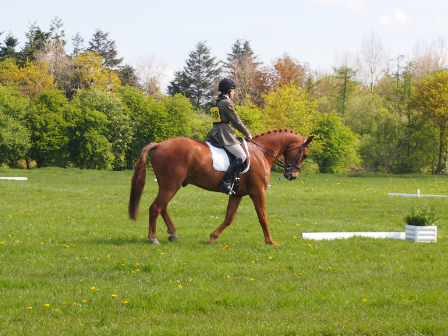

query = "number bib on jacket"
[210,106,222,123]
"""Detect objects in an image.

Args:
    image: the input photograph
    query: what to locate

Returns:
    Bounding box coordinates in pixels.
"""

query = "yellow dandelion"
[251,260,255,263]
[52,308,59,311]
[250,278,254,281]
[363,299,367,302]
[44,304,50,307]
[178,285,182,288]
[123,300,128,304]
[160,253,164,255]
[28,307,32,310]
[226,275,230,279]
[82,300,87,303]
[328,267,332,269]
[112,294,117,297]
[72,302,76,305]
[269,257,273,260]
[90,287,95,290]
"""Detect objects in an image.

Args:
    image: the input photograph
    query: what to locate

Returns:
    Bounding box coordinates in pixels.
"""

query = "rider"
[208,78,252,194]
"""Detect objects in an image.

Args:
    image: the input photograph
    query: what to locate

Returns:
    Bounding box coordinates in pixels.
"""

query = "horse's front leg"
[250,192,279,246]
[207,195,242,244]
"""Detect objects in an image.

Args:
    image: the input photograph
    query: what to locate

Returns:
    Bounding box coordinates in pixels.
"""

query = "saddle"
[205,137,250,174]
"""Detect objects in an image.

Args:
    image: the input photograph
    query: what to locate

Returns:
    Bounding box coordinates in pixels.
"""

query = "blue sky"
[1,0,447,86]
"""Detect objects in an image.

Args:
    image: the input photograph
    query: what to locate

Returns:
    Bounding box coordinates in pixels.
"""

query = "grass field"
[0,167,447,335]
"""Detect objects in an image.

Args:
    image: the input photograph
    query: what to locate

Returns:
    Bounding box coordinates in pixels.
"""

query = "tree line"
[1,18,447,174]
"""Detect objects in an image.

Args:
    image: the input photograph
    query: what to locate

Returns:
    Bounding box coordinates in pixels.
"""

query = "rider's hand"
[246,135,252,141]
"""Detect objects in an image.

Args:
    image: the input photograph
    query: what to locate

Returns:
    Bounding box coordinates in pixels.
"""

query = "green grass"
[0,168,447,335]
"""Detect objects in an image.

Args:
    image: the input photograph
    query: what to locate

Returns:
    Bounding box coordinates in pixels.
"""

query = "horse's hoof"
[148,238,161,245]
[168,236,178,242]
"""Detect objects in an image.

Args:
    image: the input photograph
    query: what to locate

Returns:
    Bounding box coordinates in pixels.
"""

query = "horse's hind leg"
[161,205,178,242]
[148,188,178,244]
[207,195,242,244]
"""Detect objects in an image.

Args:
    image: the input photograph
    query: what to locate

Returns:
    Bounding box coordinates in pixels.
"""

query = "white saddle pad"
[205,140,250,174]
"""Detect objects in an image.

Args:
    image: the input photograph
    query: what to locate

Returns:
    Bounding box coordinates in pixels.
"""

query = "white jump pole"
[302,232,406,241]
[388,188,448,198]
[0,177,28,180]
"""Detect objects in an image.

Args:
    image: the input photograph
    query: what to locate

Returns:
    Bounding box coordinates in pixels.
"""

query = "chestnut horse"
[128,129,313,246]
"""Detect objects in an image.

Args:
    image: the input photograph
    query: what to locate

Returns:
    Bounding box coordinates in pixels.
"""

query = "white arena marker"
[388,188,448,198]
[302,232,406,241]
[0,177,28,180]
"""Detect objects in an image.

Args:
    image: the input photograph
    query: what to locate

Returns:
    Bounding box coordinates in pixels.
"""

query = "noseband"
[250,139,309,173]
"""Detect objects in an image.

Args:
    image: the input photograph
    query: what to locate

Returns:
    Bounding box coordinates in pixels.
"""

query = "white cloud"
[380,9,413,26]
[311,0,366,14]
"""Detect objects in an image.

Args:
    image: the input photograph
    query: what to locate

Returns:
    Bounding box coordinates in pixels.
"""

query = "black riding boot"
[219,158,243,194]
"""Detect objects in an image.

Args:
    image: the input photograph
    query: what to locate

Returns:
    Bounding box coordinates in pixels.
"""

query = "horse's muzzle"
[284,172,297,180]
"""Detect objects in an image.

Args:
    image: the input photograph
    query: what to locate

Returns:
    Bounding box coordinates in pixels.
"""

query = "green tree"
[26,90,70,167]
[235,101,266,136]
[411,70,448,174]
[0,33,20,62]
[167,41,221,108]
[119,86,171,166]
[225,39,261,105]
[262,84,316,135]
[333,66,358,116]
[21,23,51,64]
[117,64,140,88]
[0,85,31,165]
[74,88,132,169]
[72,51,121,92]
[65,97,114,169]
[88,29,123,70]
[311,112,361,173]
[0,58,56,98]
[71,32,85,58]
[161,94,194,139]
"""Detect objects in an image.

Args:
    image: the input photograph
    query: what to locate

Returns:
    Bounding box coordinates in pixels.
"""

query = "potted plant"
[404,204,439,243]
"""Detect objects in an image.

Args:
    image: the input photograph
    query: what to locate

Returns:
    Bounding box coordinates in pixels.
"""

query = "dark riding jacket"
[207,96,251,147]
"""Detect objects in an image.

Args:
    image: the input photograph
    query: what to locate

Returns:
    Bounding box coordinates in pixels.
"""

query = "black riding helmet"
[218,78,237,92]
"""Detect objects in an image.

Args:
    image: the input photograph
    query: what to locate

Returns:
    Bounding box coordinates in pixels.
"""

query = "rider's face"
[229,89,235,99]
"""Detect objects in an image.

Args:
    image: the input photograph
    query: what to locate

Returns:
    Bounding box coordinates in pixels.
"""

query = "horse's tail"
[128,142,159,221]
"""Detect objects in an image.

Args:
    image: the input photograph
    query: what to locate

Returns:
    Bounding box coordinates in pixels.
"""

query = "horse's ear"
[305,136,314,145]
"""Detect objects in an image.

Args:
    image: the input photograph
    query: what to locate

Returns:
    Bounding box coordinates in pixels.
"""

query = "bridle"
[249,138,309,173]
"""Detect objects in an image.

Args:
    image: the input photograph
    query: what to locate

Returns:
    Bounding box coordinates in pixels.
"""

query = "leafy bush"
[404,204,439,226]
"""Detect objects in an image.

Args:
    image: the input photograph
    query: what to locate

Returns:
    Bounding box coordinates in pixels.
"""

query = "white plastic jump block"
[405,225,437,243]
[0,177,28,180]
[388,189,448,198]
[302,232,405,241]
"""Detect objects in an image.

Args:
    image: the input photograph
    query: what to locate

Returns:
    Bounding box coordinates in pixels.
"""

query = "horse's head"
[283,135,314,180]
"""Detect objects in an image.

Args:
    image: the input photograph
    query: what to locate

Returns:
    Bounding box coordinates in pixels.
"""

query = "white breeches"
[224,144,247,162]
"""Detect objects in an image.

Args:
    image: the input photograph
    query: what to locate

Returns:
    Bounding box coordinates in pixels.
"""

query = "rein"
[249,138,308,172]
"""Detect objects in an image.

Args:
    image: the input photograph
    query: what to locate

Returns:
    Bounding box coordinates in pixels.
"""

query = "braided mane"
[253,129,298,139]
